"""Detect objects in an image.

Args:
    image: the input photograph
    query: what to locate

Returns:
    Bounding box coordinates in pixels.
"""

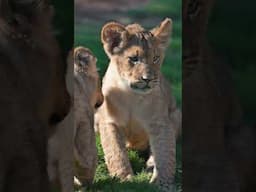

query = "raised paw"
[74,46,97,74]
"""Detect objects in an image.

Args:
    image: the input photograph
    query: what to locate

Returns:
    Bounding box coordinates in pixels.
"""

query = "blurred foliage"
[51,0,74,59]
[208,0,256,123]
[129,0,181,19]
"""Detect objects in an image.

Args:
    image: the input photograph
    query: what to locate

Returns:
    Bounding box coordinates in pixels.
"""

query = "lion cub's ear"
[101,22,128,56]
[151,18,172,50]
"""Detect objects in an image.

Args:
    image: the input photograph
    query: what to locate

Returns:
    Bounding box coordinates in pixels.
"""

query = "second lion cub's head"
[101,18,172,93]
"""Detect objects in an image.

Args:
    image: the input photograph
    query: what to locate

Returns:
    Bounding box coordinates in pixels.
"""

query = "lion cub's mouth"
[130,82,153,93]
[120,77,157,94]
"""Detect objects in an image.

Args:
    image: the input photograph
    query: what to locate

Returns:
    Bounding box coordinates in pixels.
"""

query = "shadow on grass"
[94,135,182,192]
[85,177,160,192]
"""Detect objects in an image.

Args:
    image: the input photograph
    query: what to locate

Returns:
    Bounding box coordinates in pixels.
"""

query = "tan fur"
[48,47,103,191]
[95,18,181,191]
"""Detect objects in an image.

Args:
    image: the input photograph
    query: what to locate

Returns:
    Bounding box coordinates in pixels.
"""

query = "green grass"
[83,136,161,192]
[75,0,182,191]
[77,136,182,192]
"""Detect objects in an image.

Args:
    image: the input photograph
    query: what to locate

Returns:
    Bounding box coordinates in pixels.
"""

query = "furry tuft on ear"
[101,22,128,56]
[151,18,172,50]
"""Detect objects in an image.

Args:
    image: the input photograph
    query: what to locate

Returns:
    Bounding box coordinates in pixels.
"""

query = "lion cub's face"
[74,47,104,108]
[101,18,172,93]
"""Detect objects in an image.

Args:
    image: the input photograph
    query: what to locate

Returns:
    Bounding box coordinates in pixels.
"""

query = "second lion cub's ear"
[101,22,128,56]
[151,18,172,50]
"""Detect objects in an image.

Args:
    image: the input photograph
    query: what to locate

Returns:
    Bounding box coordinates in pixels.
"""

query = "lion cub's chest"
[122,94,153,150]
[111,88,159,126]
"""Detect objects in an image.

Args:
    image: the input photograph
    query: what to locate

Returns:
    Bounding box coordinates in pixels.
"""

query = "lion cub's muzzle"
[130,75,158,92]
[131,81,151,91]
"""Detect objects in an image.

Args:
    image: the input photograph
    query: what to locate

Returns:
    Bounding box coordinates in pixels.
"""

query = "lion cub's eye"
[129,56,139,64]
[153,56,160,64]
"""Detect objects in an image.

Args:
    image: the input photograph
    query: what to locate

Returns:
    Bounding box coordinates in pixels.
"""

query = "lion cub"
[95,18,181,191]
[73,46,103,186]
[48,47,103,192]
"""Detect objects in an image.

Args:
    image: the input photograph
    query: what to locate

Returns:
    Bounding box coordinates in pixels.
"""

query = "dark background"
[52,0,74,59]
[208,0,256,124]
[183,0,256,191]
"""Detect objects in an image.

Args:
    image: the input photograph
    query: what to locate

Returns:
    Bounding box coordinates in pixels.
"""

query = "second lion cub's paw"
[74,46,97,74]
[150,176,176,192]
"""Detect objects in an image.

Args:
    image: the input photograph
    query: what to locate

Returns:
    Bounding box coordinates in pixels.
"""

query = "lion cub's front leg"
[148,122,176,192]
[99,122,133,180]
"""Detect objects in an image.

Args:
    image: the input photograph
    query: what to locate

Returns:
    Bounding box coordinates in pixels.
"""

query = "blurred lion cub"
[47,47,103,192]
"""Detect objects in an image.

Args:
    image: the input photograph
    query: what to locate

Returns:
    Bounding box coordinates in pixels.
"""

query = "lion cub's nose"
[141,74,154,83]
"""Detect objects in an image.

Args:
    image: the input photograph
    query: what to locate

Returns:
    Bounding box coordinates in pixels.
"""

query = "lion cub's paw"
[116,173,133,182]
[124,174,133,180]
[74,46,104,109]
[74,46,97,75]
[150,176,176,192]
[146,155,155,173]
